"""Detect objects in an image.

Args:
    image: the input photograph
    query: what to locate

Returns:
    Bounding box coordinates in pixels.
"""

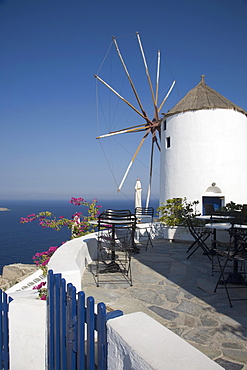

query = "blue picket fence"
[47,270,123,370]
[0,289,12,370]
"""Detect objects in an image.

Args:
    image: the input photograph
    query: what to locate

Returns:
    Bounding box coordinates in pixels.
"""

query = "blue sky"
[1,0,246,203]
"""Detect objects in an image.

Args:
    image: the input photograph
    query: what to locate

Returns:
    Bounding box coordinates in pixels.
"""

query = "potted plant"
[158,198,202,242]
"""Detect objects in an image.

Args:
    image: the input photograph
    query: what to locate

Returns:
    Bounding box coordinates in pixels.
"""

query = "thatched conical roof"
[165,75,246,117]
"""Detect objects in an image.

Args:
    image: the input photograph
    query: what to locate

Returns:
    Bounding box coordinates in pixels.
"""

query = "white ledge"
[107,312,224,370]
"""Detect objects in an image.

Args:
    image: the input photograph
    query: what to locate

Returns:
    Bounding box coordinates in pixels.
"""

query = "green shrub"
[157,198,201,226]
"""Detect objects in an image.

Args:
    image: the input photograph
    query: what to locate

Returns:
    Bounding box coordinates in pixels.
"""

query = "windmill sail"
[95,32,175,207]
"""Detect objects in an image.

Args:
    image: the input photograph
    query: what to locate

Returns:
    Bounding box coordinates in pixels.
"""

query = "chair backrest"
[98,212,137,247]
[230,226,247,255]
[135,207,154,216]
[135,207,154,222]
[242,204,247,212]
[204,204,215,215]
[240,204,247,223]
[104,209,131,216]
[185,217,202,238]
[185,216,195,233]
[98,211,136,229]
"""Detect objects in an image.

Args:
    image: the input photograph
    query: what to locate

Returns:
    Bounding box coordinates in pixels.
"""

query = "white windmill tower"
[160,75,247,213]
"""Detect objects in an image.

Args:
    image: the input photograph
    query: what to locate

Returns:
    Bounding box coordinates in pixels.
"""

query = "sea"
[0,198,159,274]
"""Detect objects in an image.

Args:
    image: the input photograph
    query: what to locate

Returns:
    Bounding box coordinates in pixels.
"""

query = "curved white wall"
[48,233,98,291]
[160,109,247,210]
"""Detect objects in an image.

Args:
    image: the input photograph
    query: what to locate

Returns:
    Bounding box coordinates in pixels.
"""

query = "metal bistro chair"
[105,209,140,254]
[214,225,247,307]
[135,207,154,250]
[186,217,213,260]
[95,211,136,287]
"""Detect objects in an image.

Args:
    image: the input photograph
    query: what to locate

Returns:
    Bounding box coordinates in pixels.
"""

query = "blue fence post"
[59,278,66,370]
[96,303,124,370]
[77,291,85,369]
[66,283,77,369]
[0,289,12,370]
[86,296,95,370]
[54,273,62,370]
[47,270,54,370]
[97,302,107,370]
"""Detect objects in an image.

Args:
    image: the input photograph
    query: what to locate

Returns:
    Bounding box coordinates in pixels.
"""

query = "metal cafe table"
[94,210,137,286]
[196,214,236,248]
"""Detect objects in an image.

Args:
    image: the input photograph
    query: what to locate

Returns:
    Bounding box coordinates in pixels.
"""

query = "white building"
[160,75,247,213]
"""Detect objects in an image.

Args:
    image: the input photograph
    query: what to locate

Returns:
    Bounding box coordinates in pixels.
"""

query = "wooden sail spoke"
[153,133,161,151]
[117,129,151,192]
[95,74,153,125]
[96,121,160,139]
[158,80,176,113]
[136,32,156,110]
[112,36,148,120]
[146,139,155,208]
[155,50,161,106]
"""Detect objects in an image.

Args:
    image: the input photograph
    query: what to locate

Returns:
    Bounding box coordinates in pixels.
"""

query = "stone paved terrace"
[81,239,247,370]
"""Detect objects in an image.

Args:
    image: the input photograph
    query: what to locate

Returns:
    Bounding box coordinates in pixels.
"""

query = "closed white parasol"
[135,178,142,209]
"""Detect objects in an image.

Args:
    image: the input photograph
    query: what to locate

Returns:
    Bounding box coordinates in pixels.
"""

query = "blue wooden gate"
[47,270,123,370]
[0,289,12,370]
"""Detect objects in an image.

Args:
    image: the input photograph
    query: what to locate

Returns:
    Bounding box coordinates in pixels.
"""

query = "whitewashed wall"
[48,233,98,291]
[107,312,224,370]
[160,109,247,211]
[9,298,46,370]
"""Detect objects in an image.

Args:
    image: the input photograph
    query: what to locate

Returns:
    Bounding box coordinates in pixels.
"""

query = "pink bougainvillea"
[21,197,102,300]
[33,281,47,300]
[21,197,102,237]
[32,246,59,274]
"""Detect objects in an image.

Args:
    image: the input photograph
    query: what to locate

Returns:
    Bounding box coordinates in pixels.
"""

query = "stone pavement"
[81,239,247,370]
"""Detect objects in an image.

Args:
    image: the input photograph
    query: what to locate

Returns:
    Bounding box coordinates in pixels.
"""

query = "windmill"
[95,32,175,208]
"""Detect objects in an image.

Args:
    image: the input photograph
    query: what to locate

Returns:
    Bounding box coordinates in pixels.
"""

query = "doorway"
[202,196,225,215]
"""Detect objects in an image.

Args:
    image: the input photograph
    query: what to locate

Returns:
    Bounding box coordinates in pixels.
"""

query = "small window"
[166,137,171,148]
[163,120,167,130]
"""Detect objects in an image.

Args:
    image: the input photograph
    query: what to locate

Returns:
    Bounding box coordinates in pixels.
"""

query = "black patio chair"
[135,207,154,250]
[95,211,137,287]
[214,226,247,307]
[186,217,213,260]
[211,238,230,277]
